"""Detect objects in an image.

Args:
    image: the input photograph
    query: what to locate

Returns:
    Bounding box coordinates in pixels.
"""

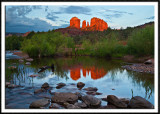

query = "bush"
[21,32,75,57]
[127,25,154,56]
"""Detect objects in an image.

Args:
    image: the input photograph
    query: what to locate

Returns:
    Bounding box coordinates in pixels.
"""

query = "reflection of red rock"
[70,17,80,29]
[70,66,107,80]
[70,68,81,80]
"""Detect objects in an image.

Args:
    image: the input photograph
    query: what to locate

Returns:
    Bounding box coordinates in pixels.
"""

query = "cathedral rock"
[69,17,108,31]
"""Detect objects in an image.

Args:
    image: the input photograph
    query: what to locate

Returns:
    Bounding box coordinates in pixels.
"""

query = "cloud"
[146,16,154,20]
[101,9,133,15]
[99,9,133,20]
[50,6,91,15]
[46,12,59,21]
[6,6,53,33]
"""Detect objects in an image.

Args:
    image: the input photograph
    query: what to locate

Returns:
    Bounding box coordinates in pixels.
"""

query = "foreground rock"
[81,95,101,108]
[77,82,85,89]
[41,82,49,89]
[49,103,63,109]
[74,102,87,108]
[56,83,66,89]
[128,96,154,109]
[51,92,78,105]
[29,98,50,108]
[106,95,127,108]
[66,103,81,109]
[84,87,98,92]
[34,89,43,94]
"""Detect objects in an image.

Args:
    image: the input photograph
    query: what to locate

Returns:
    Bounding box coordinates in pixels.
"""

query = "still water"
[5,51,154,108]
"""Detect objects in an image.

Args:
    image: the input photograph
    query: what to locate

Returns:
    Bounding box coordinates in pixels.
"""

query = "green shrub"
[127,25,154,56]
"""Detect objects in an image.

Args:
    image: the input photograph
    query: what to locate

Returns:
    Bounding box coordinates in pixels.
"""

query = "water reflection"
[70,66,107,80]
[5,56,154,104]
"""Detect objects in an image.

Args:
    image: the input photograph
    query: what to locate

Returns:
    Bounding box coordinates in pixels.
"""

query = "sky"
[5,5,155,33]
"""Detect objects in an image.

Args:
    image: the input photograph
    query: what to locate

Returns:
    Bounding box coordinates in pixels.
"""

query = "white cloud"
[39,17,60,26]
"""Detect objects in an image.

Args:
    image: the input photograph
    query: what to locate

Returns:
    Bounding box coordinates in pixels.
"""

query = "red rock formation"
[70,17,80,29]
[82,20,86,29]
[69,17,108,31]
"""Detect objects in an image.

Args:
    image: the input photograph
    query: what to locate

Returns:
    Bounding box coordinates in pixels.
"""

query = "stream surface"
[5,51,154,109]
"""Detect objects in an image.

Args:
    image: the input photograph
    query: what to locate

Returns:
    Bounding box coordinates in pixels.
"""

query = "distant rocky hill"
[5,31,31,37]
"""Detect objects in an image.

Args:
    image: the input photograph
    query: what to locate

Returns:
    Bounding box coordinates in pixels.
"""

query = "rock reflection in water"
[70,66,107,80]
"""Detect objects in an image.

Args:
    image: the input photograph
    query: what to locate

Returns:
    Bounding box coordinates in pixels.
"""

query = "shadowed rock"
[128,96,154,109]
[84,87,98,92]
[81,95,101,108]
[106,95,127,108]
[51,92,78,105]
[77,82,85,89]
[29,98,50,108]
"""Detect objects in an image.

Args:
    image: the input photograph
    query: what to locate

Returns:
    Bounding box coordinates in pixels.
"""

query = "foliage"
[21,31,75,57]
[127,24,154,56]
[5,35,24,50]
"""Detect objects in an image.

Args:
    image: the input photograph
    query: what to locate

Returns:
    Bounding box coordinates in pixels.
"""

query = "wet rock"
[101,97,108,102]
[81,95,101,108]
[77,82,85,89]
[74,102,87,108]
[56,83,66,89]
[106,95,127,108]
[19,59,24,63]
[29,98,50,108]
[41,82,49,89]
[128,96,154,109]
[29,74,39,77]
[5,82,11,87]
[84,87,98,92]
[51,92,78,105]
[38,95,51,99]
[49,103,62,109]
[119,98,130,105]
[86,91,102,95]
[144,59,154,64]
[75,92,82,100]
[66,104,81,109]
[26,58,33,62]
[25,62,31,65]
[112,89,115,90]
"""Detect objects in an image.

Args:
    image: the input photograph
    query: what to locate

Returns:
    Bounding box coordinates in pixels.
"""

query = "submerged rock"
[29,74,39,77]
[51,92,78,105]
[77,82,85,89]
[56,83,66,89]
[26,58,34,62]
[84,87,98,92]
[29,98,50,108]
[86,91,102,95]
[34,89,43,94]
[81,95,101,108]
[106,95,127,108]
[128,96,154,109]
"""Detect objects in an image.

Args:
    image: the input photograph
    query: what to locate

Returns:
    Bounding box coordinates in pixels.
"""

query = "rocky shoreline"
[122,59,154,74]
[5,82,154,109]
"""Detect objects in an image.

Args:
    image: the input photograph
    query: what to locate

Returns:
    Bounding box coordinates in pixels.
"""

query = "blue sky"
[6,5,154,33]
